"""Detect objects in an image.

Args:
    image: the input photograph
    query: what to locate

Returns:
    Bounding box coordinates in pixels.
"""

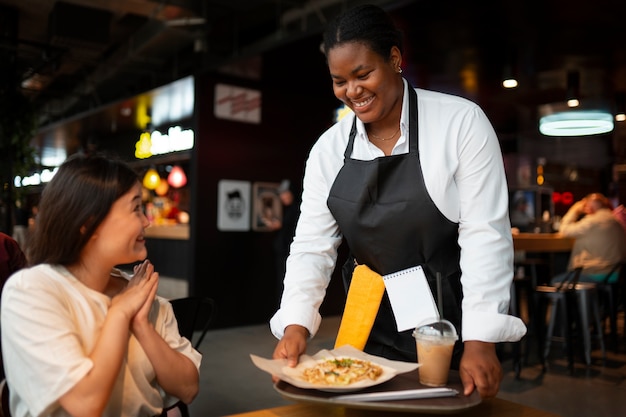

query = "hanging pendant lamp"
[155,179,169,196]
[142,168,160,190]
[168,165,187,188]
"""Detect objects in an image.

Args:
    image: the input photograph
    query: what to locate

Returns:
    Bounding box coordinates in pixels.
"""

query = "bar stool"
[594,263,626,351]
[514,256,550,331]
[534,270,577,372]
[535,268,605,372]
[509,272,536,378]
[574,282,605,364]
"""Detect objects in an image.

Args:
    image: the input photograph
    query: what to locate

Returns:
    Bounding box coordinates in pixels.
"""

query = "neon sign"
[14,167,59,188]
[135,126,194,159]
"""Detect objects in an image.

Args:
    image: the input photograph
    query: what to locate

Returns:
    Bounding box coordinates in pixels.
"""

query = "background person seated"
[510,193,534,232]
[0,232,27,293]
[553,193,626,284]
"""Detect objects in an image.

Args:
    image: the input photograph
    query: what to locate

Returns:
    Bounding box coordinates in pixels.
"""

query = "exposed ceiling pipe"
[206,0,403,70]
[37,0,408,124]
[280,0,340,28]
[39,19,194,125]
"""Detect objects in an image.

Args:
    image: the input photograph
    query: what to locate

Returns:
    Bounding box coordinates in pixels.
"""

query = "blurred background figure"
[0,232,27,297]
[11,199,30,251]
[510,192,534,232]
[273,180,301,306]
[0,231,28,380]
[557,192,626,284]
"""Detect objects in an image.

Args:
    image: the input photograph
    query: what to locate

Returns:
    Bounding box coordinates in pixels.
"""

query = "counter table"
[512,233,575,252]
[144,224,190,279]
[222,399,561,417]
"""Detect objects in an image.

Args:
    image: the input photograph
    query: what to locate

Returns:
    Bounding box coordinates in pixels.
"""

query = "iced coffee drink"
[413,319,458,387]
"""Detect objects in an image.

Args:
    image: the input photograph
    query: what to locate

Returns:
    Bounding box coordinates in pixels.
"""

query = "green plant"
[0,89,38,233]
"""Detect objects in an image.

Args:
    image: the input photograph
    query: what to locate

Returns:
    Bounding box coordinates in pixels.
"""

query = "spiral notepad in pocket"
[383,265,438,332]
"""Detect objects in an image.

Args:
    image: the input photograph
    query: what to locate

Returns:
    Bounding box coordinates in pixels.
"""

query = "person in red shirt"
[0,232,26,295]
[1,231,27,380]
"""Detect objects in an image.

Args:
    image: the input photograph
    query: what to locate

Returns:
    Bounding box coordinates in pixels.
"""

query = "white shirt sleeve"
[442,100,526,342]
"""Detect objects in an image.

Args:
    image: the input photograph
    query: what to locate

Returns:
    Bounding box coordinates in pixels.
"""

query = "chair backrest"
[555,267,583,292]
[602,262,624,285]
[169,297,216,350]
[0,379,10,417]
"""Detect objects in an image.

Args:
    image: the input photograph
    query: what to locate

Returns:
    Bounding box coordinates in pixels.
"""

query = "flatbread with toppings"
[301,357,383,386]
[250,345,419,391]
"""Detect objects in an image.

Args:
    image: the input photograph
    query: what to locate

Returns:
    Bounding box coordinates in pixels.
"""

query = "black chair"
[595,263,626,351]
[535,268,581,372]
[169,297,216,350]
[165,296,216,417]
[535,267,605,373]
[509,259,548,378]
[0,379,10,417]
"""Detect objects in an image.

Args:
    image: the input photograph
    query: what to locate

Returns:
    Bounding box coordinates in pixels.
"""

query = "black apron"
[327,85,463,366]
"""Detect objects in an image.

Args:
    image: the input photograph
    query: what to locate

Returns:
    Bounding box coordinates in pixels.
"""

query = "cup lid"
[412,318,458,341]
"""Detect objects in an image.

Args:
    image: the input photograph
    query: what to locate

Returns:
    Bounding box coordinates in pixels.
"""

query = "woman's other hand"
[459,341,502,399]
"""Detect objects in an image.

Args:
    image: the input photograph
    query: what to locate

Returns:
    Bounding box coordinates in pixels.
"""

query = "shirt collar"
[355,78,410,155]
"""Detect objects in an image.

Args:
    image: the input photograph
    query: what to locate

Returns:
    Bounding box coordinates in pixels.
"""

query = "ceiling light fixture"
[567,98,580,108]
[143,168,161,190]
[168,165,187,188]
[566,70,580,108]
[501,49,518,89]
[502,77,518,89]
[615,92,626,122]
[539,110,614,136]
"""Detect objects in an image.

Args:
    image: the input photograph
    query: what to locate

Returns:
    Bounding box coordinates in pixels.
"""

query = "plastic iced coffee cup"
[412,319,458,387]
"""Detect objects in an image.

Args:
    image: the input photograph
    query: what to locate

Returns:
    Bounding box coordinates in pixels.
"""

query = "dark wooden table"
[222,398,561,417]
[513,233,575,252]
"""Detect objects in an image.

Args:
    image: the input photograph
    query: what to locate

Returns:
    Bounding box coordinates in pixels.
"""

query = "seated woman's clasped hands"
[115,260,159,325]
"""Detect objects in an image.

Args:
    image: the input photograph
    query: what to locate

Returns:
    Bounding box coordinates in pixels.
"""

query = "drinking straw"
[436,272,444,335]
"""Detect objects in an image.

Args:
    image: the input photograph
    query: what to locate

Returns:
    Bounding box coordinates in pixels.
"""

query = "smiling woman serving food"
[270,4,526,399]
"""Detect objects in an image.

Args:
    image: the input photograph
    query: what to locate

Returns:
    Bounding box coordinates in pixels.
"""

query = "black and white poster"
[217,179,251,231]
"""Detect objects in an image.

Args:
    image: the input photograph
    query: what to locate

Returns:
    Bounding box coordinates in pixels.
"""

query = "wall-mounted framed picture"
[217,179,251,231]
[252,182,282,232]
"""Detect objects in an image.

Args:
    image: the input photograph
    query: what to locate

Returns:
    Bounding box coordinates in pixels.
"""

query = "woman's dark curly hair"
[27,153,139,266]
[322,4,403,60]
